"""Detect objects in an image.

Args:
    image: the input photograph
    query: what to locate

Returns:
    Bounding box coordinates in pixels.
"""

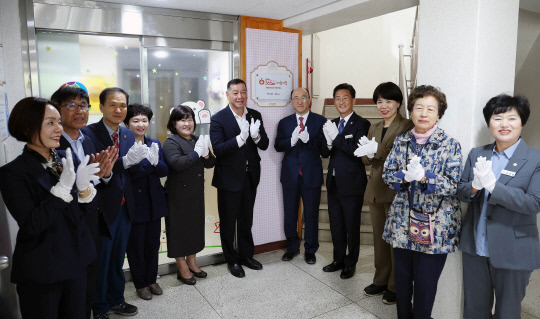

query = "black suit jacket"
[274,112,330,188]
[210,106,269,192]
[82,120,137,224]
[0,148,96,284]
[326,112,371,196]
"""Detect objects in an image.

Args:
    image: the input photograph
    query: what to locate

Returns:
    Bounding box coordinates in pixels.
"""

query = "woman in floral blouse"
[382,85,462,319]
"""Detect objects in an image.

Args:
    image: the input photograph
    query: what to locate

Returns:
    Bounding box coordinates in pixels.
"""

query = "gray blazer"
[457,140,540,270]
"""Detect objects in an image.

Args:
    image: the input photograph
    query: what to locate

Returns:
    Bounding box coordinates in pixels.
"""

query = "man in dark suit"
[322,83,371,279]
[82,88,147,319]
[275,87,330,264]
[210,78,269,278]
[51,85,117,319]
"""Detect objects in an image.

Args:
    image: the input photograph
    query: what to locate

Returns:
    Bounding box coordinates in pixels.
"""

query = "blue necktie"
[338,119,345,134]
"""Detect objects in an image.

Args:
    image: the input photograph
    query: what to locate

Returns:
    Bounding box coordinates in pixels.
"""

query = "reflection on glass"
[36,32,141,124]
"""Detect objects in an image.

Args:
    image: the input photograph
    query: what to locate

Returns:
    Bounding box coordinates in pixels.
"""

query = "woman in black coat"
[0,97,99,319]
[163,105,214,285]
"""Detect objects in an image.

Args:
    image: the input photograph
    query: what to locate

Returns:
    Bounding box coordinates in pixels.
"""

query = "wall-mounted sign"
[251,61,293,106]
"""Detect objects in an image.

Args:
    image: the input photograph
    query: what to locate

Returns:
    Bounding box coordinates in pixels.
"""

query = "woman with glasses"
[382,85,462,319]
[0,97,99,319]
[163,105,214,285]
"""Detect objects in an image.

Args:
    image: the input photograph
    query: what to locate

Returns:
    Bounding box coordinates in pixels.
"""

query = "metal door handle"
[0,256,9,271]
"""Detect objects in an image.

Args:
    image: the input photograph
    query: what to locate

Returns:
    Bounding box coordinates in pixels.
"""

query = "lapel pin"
[513,163,517,166]
[124,135,127,139]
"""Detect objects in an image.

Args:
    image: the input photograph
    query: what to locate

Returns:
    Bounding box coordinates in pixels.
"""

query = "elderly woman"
[457,94,540,319]
[124,104,169,300]
[355,82,414,305]
[0,97,98,319]
[382,85,462,319]
[163,105,214,285]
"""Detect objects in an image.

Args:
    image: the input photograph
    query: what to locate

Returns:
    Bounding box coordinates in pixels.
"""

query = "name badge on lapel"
[345,134,353,139]
[501,169,516,177]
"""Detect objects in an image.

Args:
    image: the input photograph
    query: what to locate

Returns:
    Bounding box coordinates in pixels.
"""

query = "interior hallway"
[113,243,540,319]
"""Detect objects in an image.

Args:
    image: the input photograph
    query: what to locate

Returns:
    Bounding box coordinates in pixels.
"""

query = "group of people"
[0,77,538,319]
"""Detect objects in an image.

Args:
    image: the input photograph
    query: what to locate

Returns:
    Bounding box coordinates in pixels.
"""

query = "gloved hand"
[354,136,378,158]
[326,121,339,140]
[147,142,160,166]
[76,154,100,191]
[473,157,496,192]
[200,135,210,157]
[299,126,309,143]
[194,136,205,157]
[471,156,489,190]
[239,119,250,142]
[50,148,76,202]
[402,155,425,182]
[250,118,261,139]
[290,126,301,146]
[123,141,148,167]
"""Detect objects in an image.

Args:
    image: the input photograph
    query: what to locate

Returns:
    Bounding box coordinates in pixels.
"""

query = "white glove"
[194,136,205,157]
[402,155,425,182]
[147,142,160,166]
[473,157,496,192]
[239,119,250,142]
[250,118,261,140]
[123,141,148,167]
[326,121,339,140]
[76,154,100,191]
[201,135,210,157]
[471,156,488,190]
[290,126,301,147]
[354,136,378,158]
[50,148,76,202]
[480,169,496,193]
[322,124,333,146]
[299,126,309,143]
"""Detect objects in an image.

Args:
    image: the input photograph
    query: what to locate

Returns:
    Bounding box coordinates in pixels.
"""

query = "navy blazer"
[326,112,371,196]
[457,140,540,270]
[128,137,169,223]
[0,148,96,284]
[82,119,137,224]
[274,112,330,188]
[210,106,269,192]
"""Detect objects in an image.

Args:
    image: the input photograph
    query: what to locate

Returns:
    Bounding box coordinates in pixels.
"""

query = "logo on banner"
[251,61,293,107]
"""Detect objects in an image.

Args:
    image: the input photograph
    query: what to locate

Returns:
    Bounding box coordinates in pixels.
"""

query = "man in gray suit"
[457,94,540,319]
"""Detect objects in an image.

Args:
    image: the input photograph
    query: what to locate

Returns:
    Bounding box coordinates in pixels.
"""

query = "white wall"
[304,6,416,114]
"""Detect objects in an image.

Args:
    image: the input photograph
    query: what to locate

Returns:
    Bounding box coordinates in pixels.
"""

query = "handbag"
[407,188,442,245]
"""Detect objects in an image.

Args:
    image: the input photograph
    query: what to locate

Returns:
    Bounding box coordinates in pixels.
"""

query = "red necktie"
[298,117,304,175]
[112,132,125,206]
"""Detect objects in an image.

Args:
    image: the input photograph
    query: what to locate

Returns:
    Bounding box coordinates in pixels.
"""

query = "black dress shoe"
[322,261,344,272]
[382,291,396,305]
[189,267,208,278]
[364,284,387,296]
[228,263,245,278]
[281,251,299,261]
[94,313,109,319]
[109,302,138,316]
[340,266,356,279]
[304,253,316,264]
[240,257,263,270]
[177,272,196,285]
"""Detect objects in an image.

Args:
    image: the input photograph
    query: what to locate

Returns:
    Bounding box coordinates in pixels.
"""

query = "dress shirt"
[475,138,521,257]
[62,131,86,162]
[332,111,354,175]
[296,111,310,127]
[231,105,260,147]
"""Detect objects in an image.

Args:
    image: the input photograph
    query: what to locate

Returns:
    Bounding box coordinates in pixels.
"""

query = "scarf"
[412,123,438,144]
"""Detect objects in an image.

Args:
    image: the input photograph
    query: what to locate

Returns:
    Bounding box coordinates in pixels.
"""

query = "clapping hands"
[322,120,339,145]
[147,142,160,166]
[472,156,496,192]
[354,136,378,158]
[402,155,425,182]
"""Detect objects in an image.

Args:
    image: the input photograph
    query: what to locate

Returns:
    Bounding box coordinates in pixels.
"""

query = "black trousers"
[393,248,447,319]
[126,219,161,289]
[282,175,321,255]
[17,270,87,319]
[84,211,103,319]
[327,182,363,267]
[217,172,257,264]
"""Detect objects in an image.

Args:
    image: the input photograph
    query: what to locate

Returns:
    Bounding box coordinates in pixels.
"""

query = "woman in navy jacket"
[124,104,169,300]
[0,97,98,319]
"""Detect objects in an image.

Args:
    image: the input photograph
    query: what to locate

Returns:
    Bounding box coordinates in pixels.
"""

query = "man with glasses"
[274,87,329,264]
[51,84,117,319]
[83,87,147,319]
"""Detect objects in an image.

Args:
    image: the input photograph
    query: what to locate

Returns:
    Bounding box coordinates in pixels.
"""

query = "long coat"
[162,134,215,257]
[382,127,462,254]
[363,113,414,204]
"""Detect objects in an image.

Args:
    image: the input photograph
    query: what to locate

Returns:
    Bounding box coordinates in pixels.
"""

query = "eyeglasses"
[292,97,309,102]
[64,102,91,111]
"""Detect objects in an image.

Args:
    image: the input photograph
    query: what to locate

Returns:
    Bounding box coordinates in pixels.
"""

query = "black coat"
[0,147,96,284]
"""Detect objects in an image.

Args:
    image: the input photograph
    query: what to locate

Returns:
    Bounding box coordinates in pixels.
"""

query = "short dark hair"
[407,85,448,119]
[483,94,530,126]
[227,78,247,91]
[333,83,356,99]
[290,87,311,99]
[99,87,129,105]
[372,82,403,106]
[50,86,89,105]
[167,104,196,135]
[124,103,153,126]
[8,97,60,144]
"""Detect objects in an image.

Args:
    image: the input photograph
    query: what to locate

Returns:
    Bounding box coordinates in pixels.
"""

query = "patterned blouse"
[382,127,462,254]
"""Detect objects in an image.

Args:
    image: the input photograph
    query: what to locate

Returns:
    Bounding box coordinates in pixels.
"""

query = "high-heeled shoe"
[177,272,196,285]
[189,267,207,278]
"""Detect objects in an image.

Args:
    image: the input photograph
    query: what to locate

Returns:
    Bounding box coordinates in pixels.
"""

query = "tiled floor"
[114,242,540,319]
